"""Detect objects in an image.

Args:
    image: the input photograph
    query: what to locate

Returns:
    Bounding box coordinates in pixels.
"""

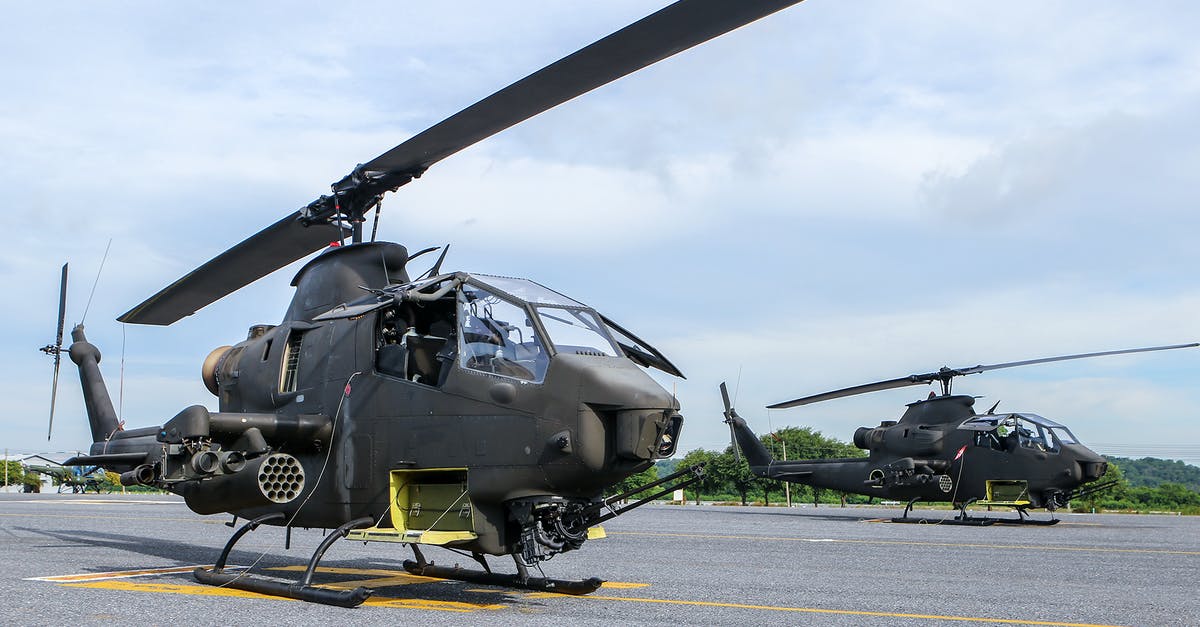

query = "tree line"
[1106,456,1200,492]
[608,426,868,507]
[1073,461,1200,514]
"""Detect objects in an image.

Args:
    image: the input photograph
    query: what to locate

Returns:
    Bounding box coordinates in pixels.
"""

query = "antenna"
[80,239,112,325]
[370,199,382,242]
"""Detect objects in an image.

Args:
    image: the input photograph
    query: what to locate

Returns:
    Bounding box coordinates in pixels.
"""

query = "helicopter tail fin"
[720,382,774,473]
[66,325,123,443]
[728,414,775,472]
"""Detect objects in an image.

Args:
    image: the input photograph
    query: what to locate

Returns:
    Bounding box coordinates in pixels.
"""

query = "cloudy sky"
[3,1,1198,465]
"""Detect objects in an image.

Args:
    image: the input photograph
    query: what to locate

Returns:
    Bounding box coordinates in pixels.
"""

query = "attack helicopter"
[25,463,105,494]
[41,0,810,607]
[723,343,1197,525]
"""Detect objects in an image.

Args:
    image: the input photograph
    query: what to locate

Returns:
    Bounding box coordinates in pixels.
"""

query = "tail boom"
[67,325,123,443]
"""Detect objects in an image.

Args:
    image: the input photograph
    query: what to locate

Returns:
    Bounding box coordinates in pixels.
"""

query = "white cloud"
[3,1,1198,467]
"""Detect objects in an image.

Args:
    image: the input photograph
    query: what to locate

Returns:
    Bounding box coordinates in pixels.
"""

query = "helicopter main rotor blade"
[767,375,930,409]
[117,0,804,326]
[951,342,1200,376]
[118,213,343,324]
[362,0,803,174]
[767,342,1200,410]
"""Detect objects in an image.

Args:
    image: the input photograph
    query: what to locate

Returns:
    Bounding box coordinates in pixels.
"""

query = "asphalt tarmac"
[1,494,1196,626]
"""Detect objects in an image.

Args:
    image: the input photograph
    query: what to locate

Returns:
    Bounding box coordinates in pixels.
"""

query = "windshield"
[964,414,1062,453]
[459,283,548,382]
[470,274,585,307]
[1048,426,1078,445]
[1012,416,1058,453]
[458,273,682,377]
[536,307,620,356]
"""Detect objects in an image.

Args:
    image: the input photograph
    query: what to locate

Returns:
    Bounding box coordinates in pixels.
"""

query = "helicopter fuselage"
[69,242,683,560]
[735,395,1108,510]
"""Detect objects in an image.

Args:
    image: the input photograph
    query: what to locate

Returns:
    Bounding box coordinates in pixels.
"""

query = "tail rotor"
[39,263,69,440]
[720,381,741,463]
[719,381,776,469]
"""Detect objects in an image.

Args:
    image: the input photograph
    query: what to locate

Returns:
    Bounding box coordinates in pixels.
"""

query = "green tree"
[1076,461,1128,512]
[768,426,864,461]
[1148,483,1200,510]
[605,465,658,501]
[678,448,721,504]
[1107,456,1200,491]
[654,458,679,478]
[756,474,779,507]
[712,449,756,505]
[2,460,37,490]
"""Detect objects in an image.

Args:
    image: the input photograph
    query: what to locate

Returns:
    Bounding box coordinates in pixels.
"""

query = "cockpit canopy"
[316,271,683,384]
[958,413,1080,453]
[458,273,684,381]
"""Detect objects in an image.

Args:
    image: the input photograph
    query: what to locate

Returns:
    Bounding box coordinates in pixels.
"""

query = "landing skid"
[403,545,603,595]
[193,512,376,607]
[397,464,703,595]
[889,497,1058,526]
[991,507,1060,526]
[890,497,992,525]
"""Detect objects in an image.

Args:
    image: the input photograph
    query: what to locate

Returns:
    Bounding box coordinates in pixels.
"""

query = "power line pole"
[782,439,791,507]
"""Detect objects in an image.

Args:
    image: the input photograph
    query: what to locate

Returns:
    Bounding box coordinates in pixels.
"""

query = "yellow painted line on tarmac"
[568,594,1125,627]
[268,564,649,590]
[609,530,1200,556]
[39,564,1125,624]
[28,565,222,582]
[60,577,1121,623]
[597,581,650,589]
[64,580,285,600]
[45,565,504,613]
[61,577,504,613]
[516,591,565,600]
[470,580,649,600]
[363,597,504,612]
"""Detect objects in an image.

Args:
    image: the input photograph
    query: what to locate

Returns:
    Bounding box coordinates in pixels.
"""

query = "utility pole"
[782,439,791,507]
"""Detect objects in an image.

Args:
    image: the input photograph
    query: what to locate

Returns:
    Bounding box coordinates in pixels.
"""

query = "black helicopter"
[723,343,1197,525]
[42,0,809,607]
